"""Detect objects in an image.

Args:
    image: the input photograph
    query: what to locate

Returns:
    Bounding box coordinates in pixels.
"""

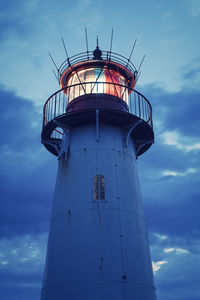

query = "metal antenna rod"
[138,54,146,73]
[61,37,69,60]
[49,52,59,73]
[52,69,60,84]
[85,27,89,58]
[109,28,114,59]
[97,36,99,47]
[135,71,141,83]
[127,39,137,66]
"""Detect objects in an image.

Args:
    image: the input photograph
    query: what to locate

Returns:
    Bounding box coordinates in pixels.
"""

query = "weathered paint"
[41,123,156,300]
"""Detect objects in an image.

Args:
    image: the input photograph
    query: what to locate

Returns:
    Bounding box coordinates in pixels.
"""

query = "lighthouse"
[41,41,156,300]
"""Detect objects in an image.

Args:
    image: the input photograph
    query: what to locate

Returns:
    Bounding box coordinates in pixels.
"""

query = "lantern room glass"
[67,67,129,104]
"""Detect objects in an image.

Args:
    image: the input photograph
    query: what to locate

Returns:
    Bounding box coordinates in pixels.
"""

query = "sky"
[0,0,200,299]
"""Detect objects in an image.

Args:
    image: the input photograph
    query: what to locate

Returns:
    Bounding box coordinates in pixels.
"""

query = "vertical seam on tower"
[95,150,103,300]
[114,136,127,300]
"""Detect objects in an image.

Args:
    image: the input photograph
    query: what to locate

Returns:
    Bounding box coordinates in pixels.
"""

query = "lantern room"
[41,45,154,157]
[59,46,136,108]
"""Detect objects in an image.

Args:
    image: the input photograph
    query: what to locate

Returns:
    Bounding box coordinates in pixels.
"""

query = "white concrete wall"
[41,123,156,300]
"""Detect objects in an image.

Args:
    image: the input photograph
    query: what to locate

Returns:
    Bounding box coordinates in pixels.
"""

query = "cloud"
[163,248,175,253]
[150,233,200,300]
[152,260,168,273]
[0,233,46,273]
[161,168,197,177]
[0,85,55,298]
[163,247,190,254]
[161,130,200,152]
[184,0,200,17]
[137,75,200,247]
[0,86,56,238]
[0,233,46,300]
[176,248,190,254]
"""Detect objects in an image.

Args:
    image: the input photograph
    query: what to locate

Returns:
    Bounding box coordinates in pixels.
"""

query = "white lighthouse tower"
[41,42,156,300]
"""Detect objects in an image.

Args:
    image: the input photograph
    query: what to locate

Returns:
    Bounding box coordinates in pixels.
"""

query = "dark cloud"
[165,90,200,136]
[184,68,200,81]
[142,78,200,137]
[134,74,200,300]
[0,85,54,297]
[145,191,200,238]
[182,57,200,81]
[0,283,41,300]
[137,75,200,241]
[0,86,56,238]
[0,86,40,148]
[0,232,46,300]
[150,237,200,300]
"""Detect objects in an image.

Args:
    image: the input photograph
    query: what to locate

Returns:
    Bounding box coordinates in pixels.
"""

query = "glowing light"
[66,67,128,103]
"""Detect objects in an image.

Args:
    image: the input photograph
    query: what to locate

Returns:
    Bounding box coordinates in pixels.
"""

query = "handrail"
[43,82,153,139]
[58,50,137,77]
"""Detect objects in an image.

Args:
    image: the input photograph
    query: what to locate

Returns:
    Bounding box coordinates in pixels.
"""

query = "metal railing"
[43,82,152,139]
[58,50,137,77]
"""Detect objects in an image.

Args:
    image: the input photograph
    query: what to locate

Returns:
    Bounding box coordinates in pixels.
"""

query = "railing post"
[138,94,141,118]
[54,94,57,118]
[51,96,53,122]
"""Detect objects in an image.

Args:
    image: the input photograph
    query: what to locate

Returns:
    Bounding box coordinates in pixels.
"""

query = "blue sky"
[0,0,200,299]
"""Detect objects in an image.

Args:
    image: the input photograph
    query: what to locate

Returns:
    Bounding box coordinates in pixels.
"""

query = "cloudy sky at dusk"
[0,0,200,299]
